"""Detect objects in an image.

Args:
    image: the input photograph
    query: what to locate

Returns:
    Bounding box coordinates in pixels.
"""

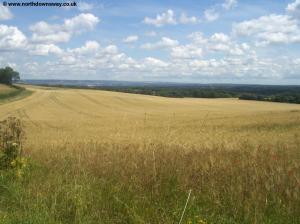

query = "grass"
[0,84,15,94]
[0,86,300,223]
[0,84,32,104]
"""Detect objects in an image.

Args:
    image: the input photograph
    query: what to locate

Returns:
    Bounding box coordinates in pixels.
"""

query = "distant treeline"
[239,93,300,104]
[99,86,238,98]
[97,85,300,104]
[26,83,300,104]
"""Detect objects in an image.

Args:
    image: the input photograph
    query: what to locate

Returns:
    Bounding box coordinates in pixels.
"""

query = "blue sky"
[0,0,300,84]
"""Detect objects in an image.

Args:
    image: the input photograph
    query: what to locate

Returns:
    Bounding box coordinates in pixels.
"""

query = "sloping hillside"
[0,85,300,223]
[0,84,16,94]
[0,84,31,103]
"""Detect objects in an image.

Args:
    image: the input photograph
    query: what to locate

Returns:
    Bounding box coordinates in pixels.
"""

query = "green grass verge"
[0,85,32,104]
[0,142,299,224]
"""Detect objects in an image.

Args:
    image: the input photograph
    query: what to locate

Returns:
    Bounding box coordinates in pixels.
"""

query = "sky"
[0,0,300,84]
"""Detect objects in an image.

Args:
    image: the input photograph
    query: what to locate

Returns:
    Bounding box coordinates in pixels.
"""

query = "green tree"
[0,66,20,85]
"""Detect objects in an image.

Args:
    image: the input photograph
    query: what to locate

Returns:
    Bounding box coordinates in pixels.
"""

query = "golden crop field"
[1,85,300,148]
[0,85,300,224]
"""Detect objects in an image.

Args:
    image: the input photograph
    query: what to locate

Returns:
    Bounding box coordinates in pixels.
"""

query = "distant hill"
[20,80,300,104]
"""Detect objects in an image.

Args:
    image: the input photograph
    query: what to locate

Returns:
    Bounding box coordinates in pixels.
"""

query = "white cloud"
[286,0,300,15]
[143,10,199,26]
[185,56,282,79]
[29,44,63,56]
[171,45,203,59]
[228,45,244,56]
[0,6,13,20]
[241,43,250,50]
[0,25,27,50]
[141,37,178,50]
[143,57,168,67]
[30,21,59,34]
[30,13,99,43]
[179,13,198,24]
[188,32,208,44]
[123,35,139,43]
[210,33,230,43]
[189,59,211,69]
[31,22,71,43]
[233,14,300,44]
[78,2,93,11]
[144,9,176,27]
[187,32,250,56]
[104,45,119,54]
[69,40,100,54]
[16,38,292,81]
[209,43,230,52]
[222,0,237,10]
[204,9,219,22]
[203,0,237,22]
[60,56,77,65]
[64,13,99,33]
[23,62,39,73]
[26,40,183,78]
[36,41,138,77]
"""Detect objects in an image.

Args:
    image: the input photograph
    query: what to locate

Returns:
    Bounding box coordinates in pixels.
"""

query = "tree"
[0,67,20,85]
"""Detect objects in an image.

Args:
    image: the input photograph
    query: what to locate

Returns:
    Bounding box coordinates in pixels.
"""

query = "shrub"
[0,117,26,175]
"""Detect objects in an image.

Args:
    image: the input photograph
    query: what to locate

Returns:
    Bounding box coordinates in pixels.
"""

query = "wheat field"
[0,85,300,223]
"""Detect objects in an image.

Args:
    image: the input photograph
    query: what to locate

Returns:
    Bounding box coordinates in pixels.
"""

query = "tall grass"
[1,139,299,223]
[0,85,32,104]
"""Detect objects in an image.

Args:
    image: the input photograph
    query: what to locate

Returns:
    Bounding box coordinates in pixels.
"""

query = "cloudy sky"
[0,0,300,84]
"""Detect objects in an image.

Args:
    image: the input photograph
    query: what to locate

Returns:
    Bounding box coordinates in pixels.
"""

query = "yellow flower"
[10,160,16,167]
[20,158,27,165]
[186,220,193,224]
[16,169,23,178]
[197,218,207,224]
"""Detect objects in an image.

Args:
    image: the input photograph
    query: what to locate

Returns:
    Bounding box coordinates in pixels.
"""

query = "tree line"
[239,93,300,104]
[0,67,20,85]
[96,86,300,104]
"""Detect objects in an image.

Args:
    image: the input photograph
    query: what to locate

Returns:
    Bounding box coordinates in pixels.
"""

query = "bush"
[0,67,20,85]
[0,117,26,174]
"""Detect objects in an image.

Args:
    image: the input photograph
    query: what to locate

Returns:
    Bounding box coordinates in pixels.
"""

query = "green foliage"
[0,86,25,101]
[239,93,300,104]
[0,117,26,176]
[0,85,32,105]
[0,67,20,85]
[100,85,300,104]
[98,86,238,98]
[103,86,300,104]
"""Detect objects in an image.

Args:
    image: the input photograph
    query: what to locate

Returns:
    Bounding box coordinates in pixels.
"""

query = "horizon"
[1,0,300,84]
[20,78,300,86]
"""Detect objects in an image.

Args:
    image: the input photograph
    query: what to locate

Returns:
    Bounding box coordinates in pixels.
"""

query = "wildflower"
[197,218,207,224]
[16,169,23,178]
[186,217,208,224]
[10,160,16,167]
[186,219,193,224]
[20,158,27,168]
[12,142,18,147]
